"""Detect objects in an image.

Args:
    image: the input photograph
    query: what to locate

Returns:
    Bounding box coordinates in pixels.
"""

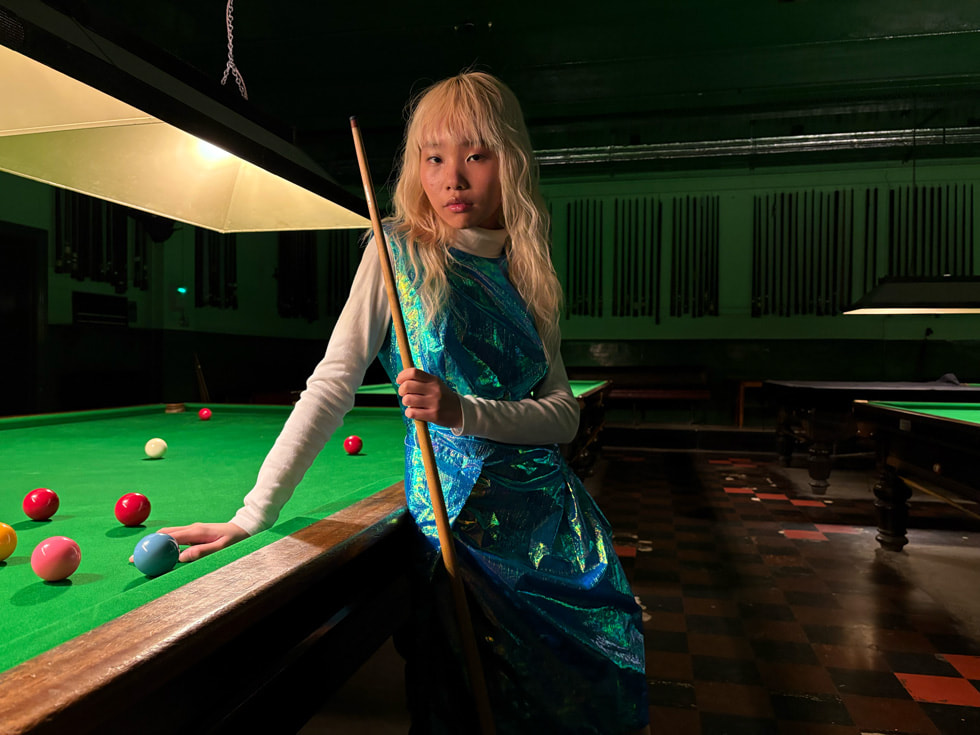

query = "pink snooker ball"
[198,407,212,421]
[31,536,81,581]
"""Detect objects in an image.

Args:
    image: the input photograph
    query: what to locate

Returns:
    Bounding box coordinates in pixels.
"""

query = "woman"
[163,72,649,735]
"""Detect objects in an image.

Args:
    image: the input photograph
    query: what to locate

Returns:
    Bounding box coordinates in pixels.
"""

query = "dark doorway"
[0,222,47,416]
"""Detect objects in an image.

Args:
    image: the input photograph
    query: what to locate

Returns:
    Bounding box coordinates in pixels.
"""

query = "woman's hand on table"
[156,522,250,563]
[396,367,463,429]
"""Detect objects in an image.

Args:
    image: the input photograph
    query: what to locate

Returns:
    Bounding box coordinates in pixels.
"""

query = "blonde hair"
[389,71,562,352]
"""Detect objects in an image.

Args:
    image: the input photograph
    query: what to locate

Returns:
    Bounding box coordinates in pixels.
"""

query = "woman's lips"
[447,200,472,213]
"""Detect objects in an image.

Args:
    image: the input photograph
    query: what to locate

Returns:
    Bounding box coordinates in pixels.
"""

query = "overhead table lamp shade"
[843,277,980,315]
[0,1,369,233]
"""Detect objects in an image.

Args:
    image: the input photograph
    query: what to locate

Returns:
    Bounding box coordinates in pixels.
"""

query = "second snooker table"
[764,379,980,493]
[0,404,410,735]
[853,400,980,551]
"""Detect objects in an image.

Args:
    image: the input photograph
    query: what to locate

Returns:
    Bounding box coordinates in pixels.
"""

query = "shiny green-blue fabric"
[378,232,648,733]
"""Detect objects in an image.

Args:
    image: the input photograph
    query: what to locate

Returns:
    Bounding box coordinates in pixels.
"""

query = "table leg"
[873,463,912,551]
[775,407,794,467]
[807,441,832,494]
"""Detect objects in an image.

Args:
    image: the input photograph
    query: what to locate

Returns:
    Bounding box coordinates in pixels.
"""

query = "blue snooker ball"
[133,532,180,577]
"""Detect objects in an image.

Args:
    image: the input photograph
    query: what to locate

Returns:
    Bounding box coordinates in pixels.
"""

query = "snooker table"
[0,403,411,735]
[764,379,980,493]
[853,401,980,551]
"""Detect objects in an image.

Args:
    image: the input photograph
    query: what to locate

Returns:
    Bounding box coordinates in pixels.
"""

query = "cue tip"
[350,115,359,127]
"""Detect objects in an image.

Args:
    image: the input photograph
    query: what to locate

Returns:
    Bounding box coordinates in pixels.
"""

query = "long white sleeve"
[230,245,391,535]
[455,338,580,444]
[230,229,579,535]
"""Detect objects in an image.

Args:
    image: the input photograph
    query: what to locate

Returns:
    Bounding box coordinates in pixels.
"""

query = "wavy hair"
[389,72,562,353]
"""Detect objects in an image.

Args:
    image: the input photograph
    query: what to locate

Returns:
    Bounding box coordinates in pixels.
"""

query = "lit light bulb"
[195,138,231,162]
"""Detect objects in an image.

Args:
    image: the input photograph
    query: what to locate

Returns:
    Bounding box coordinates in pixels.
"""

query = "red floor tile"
[724,487,756,494]
[897,673,980,706]
[943,653,980,680]
[783,529,829,541]
[791,499,829,507]
[758,493,789,500]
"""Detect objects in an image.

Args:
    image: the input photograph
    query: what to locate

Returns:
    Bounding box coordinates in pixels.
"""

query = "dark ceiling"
[29,0,980,187]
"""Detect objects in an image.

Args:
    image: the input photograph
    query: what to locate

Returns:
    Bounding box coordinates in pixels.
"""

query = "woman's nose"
[446,166,467,190]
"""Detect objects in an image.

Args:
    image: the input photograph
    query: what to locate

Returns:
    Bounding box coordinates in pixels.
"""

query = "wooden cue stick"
[350,117,496,735]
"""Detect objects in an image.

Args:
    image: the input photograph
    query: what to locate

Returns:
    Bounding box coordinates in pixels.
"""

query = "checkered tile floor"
[603,451,980,735]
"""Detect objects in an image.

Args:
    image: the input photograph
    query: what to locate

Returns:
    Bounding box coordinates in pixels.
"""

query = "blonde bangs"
[410,76,508,153]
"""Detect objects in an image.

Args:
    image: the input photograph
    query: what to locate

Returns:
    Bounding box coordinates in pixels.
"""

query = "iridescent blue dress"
[379,232,648,734]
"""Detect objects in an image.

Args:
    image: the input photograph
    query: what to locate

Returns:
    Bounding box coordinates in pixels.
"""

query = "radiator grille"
[564,199,603,317]
[194,230,238,310]
[887,184,974,277]
[671,195,719,317]
[752,189,863,316]
[613,197,662,319]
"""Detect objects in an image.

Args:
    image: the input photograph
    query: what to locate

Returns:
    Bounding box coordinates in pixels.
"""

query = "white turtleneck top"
[230,228,580,535]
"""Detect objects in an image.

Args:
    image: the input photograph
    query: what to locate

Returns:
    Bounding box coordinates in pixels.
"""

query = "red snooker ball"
[31,536,81,581]
[23,488,60,521]
[115,492,152,527]
[198,407,212,421]
[343,435,363,455]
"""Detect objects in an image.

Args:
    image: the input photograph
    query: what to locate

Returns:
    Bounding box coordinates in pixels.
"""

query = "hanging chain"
[220,0,248,99]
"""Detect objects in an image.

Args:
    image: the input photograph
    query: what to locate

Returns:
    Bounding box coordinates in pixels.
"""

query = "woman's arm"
[230,244,391,535]
[163,244,390,559]
[454,345,579,445]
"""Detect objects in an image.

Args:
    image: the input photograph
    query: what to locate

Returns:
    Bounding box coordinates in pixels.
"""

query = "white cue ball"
[144,437,168,459]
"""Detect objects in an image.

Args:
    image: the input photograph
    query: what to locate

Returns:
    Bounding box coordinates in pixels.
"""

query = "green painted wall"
[4,151,980,414]
[0,171,348,340]
[542,157,980,343]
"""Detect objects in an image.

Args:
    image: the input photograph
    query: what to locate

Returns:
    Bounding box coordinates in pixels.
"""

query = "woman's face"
[419,138,503,230]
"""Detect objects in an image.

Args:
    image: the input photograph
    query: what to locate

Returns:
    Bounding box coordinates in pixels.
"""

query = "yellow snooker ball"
[0,522,17,562]
[144,437,168,460]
